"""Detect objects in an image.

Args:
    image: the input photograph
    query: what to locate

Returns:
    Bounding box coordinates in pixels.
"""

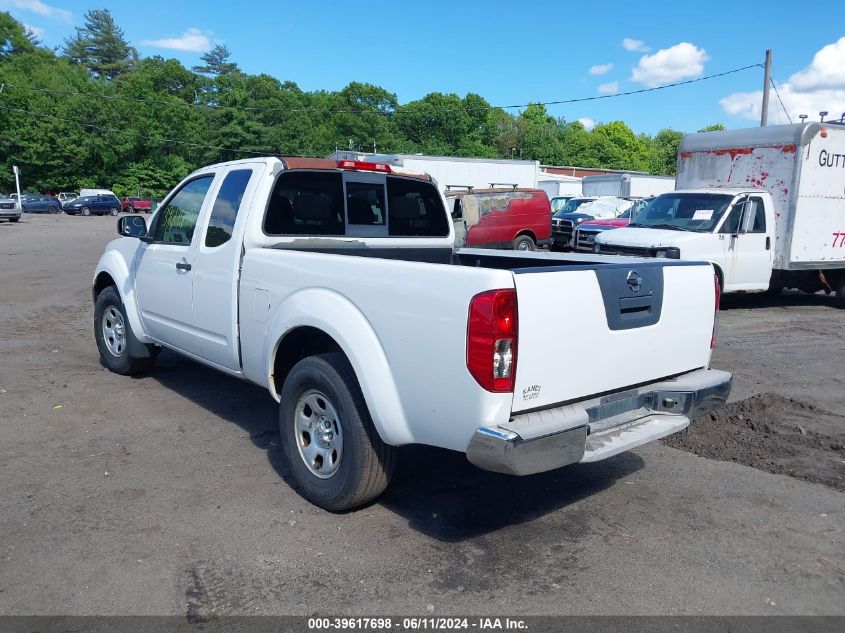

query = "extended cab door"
[133,173,217,355]
[191,166,260,370]
[719,195,773,290]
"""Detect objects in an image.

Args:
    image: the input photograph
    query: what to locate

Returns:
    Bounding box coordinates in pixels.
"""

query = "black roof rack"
[489,183,518,191]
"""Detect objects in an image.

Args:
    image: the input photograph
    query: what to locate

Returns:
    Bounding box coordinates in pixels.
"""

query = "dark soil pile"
[661,393,845,490]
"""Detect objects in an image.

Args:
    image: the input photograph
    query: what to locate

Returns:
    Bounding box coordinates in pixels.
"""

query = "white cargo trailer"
[333,151,539,196]
[594,122,845,303]
[582,173,675,198]
[537,174,582,199]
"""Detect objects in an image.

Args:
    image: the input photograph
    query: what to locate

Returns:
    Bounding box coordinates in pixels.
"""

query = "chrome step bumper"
[465,368,732,476]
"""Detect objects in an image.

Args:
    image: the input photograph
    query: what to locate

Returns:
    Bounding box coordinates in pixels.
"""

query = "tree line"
[0,9,725,198]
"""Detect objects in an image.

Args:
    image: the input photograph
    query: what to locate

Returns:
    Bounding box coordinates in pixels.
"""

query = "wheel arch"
[93,251,151,344]
[264,288,412,446]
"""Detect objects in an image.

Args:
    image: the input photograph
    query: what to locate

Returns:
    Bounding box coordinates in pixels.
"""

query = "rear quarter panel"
[238,249,516,451]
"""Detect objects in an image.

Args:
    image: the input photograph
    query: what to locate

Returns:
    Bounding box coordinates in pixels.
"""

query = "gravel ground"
[0,214,843,616]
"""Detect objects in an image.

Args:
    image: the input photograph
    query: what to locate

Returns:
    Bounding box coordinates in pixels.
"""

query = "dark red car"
[121,197,152,213]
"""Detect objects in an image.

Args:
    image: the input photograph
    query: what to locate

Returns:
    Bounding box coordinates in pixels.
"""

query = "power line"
[0,103,278,156]
[769,74,792,124]
[0,63,762,117]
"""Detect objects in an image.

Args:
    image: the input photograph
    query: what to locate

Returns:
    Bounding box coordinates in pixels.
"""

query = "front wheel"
[48,206,58,214]
[81,206,91,217]
[513,235,535,251]
[94,286,157,375]
[9,217,19,223]
[279,353,396,511]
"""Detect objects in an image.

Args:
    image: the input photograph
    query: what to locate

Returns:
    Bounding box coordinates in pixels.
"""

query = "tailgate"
[512,261,715,413]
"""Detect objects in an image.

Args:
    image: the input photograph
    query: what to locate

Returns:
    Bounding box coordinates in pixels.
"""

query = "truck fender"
[93,249,151,345]
[263,287,412,446]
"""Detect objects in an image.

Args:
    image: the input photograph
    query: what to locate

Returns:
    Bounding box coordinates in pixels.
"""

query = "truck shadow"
[720,290,838,310]
[147,350,644,541]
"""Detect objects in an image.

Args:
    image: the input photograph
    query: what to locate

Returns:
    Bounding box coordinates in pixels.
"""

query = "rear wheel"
[279,352,396,511]
[833,273,845,309]
[94,286,157,375]
[48,206,58,214]
[81,206,91,217]
[9,217,19,223]
[513,235,535,251]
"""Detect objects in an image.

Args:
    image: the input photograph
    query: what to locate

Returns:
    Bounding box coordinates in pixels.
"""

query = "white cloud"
[589,63,613,76]
[578,117,596,130]
[720,85,845,125]
[720,37,845,124]
[631,42,709,87]
[23,23,44,38]
[622,38,649,53]
[142,28,213,53]
[598,81,619,95]
[0,0,72,22]
[789,36,845,91]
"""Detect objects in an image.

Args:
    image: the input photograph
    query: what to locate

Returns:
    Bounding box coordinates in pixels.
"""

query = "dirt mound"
[662,393,845,490]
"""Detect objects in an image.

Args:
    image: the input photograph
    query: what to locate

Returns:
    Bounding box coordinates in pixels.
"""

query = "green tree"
[0,12,37,58]
[698,123,726,132]
[192,45,239,76]
[650,128,685,175]
[63,9,137,79]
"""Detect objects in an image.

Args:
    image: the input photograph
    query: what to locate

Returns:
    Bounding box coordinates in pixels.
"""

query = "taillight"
[711,274,721,348]
[336,160,391,173]
[467,289,518,392]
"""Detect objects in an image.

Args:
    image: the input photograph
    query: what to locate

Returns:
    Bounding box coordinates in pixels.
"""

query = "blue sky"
[4,0,845,134]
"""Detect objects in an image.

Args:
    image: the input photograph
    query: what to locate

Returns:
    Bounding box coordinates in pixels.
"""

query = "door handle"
[175,261,192,271]
[765,236,771,250]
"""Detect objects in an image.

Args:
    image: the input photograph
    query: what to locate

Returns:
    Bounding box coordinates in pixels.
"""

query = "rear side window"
[386,176,449,237]
[206,169,253,247]
[264,171,344,235]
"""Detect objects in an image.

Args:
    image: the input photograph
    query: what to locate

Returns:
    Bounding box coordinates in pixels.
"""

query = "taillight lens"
[711,274,721,348]
[467,289,518,392]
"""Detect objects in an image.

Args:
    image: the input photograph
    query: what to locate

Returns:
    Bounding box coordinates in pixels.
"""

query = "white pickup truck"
[93,157,731,510]
[594,122,845,304]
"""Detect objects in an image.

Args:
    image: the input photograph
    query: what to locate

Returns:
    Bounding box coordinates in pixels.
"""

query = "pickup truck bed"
[94,156,731,510]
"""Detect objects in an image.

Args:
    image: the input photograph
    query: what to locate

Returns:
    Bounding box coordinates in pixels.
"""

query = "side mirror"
[118,215,148,239]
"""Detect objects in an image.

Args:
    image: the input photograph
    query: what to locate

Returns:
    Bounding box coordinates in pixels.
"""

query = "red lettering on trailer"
[832,232,845,248]
[782,145,797,153]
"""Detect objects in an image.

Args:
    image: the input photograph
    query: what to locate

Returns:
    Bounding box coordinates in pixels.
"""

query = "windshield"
[553,198,591,217]
[628,193,733,232]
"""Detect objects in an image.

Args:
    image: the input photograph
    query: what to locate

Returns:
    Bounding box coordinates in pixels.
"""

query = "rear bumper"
[466,368,732,476]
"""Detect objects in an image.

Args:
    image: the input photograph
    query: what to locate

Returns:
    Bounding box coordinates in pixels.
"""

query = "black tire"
[833,274,845,309]
[9,217,19,223]
[109,207,119,217]
[94,286,156,375]
[48,206,58,214]
[81,206,91,217]
[513,234,535,251]
[279,352,396,511]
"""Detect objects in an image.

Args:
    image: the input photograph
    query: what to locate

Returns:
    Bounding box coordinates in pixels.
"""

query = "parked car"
[572,199,652,252]
[20,194,61,214]
[121,197,152,213]
[63,194,122,216]
[448,187,552,251]
[57,192,79,207]
[0,195,21,222]
[551,196,635,250]
[594,122,845,304]
[93,156,731,510]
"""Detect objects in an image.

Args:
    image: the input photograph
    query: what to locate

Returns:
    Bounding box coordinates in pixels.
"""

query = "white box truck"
[582,173,675,198]
[594,122,845,305]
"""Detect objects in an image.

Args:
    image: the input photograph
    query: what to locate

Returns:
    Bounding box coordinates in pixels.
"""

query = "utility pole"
[760,49,772,127]
[12,165,21,209]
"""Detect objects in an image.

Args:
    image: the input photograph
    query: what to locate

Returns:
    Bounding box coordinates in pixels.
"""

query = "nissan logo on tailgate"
[626,270,644,293]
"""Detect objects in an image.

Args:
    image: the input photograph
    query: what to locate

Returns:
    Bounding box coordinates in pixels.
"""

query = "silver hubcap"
[295,389,343,479]
[518,240,530,250]
[101,305,126,357]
